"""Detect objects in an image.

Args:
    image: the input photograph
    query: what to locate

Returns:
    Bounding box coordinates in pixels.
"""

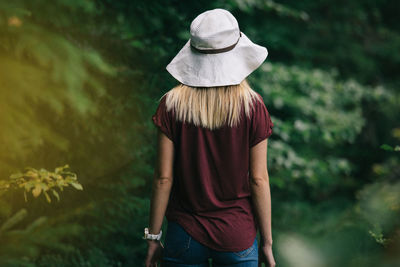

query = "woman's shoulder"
[248,90,267,115]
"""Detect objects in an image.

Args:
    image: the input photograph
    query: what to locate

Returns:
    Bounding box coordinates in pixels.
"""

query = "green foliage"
[355,181,400,246]
[250,62,391,199]
[0,0,117,179]
[0,165,84,266]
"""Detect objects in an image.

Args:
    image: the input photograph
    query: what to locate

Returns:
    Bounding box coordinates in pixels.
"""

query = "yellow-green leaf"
[26,170,38,178]
[55,164,69,173]
[32,185,42,197]
[52,189,60,201]
[10,172,23,179]
[40,183,49,191]
[70,182,83,190]
[43,191,51,203]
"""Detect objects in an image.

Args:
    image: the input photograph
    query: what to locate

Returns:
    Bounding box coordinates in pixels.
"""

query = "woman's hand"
[258,243,276,267]
[145,240,164,267]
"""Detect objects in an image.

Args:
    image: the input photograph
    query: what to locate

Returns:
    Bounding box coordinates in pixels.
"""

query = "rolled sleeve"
[151,95,174,142]
[249,95,274,147]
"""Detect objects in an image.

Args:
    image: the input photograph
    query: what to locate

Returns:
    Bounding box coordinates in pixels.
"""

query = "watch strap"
[143,227,162,241]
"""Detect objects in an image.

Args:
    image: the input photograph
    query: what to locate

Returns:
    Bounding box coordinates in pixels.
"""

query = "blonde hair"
[161,79,262,130]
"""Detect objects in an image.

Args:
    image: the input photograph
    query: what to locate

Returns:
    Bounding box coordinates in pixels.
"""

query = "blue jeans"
[162,221,258,267]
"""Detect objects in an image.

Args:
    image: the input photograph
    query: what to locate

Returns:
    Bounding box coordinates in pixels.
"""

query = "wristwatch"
[143,227,162,241]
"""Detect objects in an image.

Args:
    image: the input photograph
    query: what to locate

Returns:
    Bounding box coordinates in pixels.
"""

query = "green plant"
[0,164,82,203]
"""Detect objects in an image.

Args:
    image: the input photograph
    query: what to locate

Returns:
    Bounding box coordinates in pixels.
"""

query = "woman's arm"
[148,129,175,235]
[145,129,175,267]
[249,138,273,246]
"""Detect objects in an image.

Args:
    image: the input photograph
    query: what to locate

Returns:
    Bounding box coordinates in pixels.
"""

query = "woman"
[145,8,276,267]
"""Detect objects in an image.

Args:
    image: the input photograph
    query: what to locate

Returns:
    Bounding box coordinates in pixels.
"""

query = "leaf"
[0,208,28,232]
[65,173,78,180]
[52,189,60,201]
[55,164,69,173]
[0,181,10,190]
[24,181,35,191]
[380,144,393,151]
[25,167,38,172]
[43,191,51,203]
[70,182,83,190]
[40,182,49,191]
[26,170,38,178]
[25,216,47,232]
[130,40,145,49]
[32,185,42,197]
[9,172,23,179]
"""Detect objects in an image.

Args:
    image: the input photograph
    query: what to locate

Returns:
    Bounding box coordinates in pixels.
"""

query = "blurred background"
[0,0,399,266]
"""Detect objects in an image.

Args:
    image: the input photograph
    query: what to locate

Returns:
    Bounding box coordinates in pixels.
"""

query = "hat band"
[190,32,242,54]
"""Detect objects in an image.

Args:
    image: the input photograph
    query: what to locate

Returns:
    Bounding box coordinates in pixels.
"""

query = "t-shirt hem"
[168,217,258,252]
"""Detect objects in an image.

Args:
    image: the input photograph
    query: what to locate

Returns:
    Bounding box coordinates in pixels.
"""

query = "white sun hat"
[166,8,268,87]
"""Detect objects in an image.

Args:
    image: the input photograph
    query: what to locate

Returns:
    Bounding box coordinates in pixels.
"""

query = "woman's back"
[151,81,274,251]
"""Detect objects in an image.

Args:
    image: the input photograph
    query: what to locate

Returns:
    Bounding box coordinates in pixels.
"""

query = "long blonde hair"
[161,79,262,130]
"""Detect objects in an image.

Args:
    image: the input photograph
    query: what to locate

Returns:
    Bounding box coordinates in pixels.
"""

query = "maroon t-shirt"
[151,91,274,252]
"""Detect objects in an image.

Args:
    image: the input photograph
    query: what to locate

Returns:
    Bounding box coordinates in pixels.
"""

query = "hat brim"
[166,32,268,87]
